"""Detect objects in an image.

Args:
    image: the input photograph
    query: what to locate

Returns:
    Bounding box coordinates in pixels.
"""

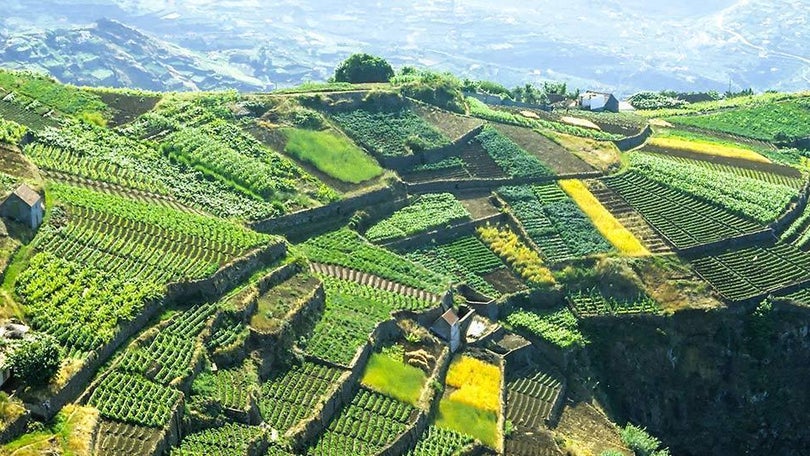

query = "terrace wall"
[405,171,602,194]
[376,125,485,171]
[0,411,29,444]
[771,181,810,236]
[381,213,505,252]
[613,124,652,151]
[250,183,408,238]
[678,229,776,257]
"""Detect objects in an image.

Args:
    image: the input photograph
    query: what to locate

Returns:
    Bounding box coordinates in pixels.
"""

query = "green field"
[435,399,498,448]
[361,351,427,406]
[668,99,810,141]
[283,127,383,184]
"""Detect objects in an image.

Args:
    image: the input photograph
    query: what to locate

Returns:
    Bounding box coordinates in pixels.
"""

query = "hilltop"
[0,65,807,456]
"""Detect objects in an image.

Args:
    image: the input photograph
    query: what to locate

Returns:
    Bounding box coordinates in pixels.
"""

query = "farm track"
[309,262,442,305]
[584,180,671,254]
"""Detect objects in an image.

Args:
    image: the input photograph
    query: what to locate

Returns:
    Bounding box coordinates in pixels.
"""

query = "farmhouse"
[579,91,620,113]
[431,308,461,352]
[0,184,43,229]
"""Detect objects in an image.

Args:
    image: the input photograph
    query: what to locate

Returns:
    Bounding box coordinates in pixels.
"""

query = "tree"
[334,53,394,84]
[7,335,61,387]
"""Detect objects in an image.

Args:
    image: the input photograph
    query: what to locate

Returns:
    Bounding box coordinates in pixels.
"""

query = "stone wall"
[405,171,602,194]
[612,124,652,151]
[250,183,408,237]
[381,213,505,252]
[0,411,29,444]
[376,125,485,171]
[678,229,776,257]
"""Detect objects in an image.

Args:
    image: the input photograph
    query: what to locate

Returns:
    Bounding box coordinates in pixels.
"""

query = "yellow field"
[445,355,501,413]
[647,136,770,163]
[558,180,650,257]
[477,225,555,286]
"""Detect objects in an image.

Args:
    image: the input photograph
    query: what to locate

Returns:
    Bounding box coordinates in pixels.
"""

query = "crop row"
[300,228,448,294]
[306,388,413,455]
[506,365,564,430]
[0,117,27,144]
[15,252,161,352]
[305,279,398,365]
[568,288,660,317]
[191,361,259,412]
[603,171,761,249]
[476,125,553,178]
[403,236,504,298]
[648,152,805,189]
[628,152,794,224]
[406,426,474,456]
[505,305,585,349]
[690,242,810,302]
[171,423,266,456]
[365,193,470,242]
[319,276,433,312]
[331,107,450,157]
[89,371,182,428]
[477,225,555,287]
[259,361,345,433]
[49,182,273,251]
[94,420,162,456]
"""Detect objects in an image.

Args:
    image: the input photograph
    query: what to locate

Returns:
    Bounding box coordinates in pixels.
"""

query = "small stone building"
[431,308,460,352]
[0,321,30,388]
[579,91,620,113]
[1,184,43,229]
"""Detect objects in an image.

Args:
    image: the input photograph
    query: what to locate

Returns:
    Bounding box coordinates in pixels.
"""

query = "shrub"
[8,335,62,387]
[620,424,670,456]
[334,53,394,83]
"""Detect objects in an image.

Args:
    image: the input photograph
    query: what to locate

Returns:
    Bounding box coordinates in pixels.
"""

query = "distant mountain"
[0,19,269,92]
[0,1,807,95]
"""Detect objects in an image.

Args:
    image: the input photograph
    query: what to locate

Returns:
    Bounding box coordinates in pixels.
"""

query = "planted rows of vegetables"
[259,361,346,433]
[628,152,795,224]
[476,125,553,178]
[305,278,399,365]
[690,242,810,302]
[300,228,448,294]
[477,225,555,288]
[781,204,810,249]
[306,388,414,455]
[505,305,585,349]
[646,152,805,189]
[90,303,217,429]
[568,288,660,317]
[331,107,450,157]
[319,275,434,312]
[406,426,474,456]
[506,365,564,430]
[15,252,161,352]
[403,235,505,298]
[190,361,259,413]
[0,117,27,144]
[603,171,761,249]
[94,420,162,456]
[365,193,470,242]
[171,423,266,456]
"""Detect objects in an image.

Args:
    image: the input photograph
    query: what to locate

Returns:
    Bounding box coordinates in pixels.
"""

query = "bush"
[334,53,394,83]
[620,424,670,456]
[8,335,62,387]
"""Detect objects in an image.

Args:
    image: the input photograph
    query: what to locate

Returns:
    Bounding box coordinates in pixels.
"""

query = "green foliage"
[190,362,259,412]
[568,288,659,317]
[466,97,622,141]
[0,118,27,144]
[361,351,427,405]
[306,388,413,455]
[627,92,687,110]
[334,53,394,83]
[404,236,504,298]
[259,361,344,433]
[172,423,266,456]
[331,106,450,157]
[476,125,553,178]
[300,228,448,293]
[406,425,474,456]
[620,424,670,456]
[628,152,795,224]
[16,252,161,352]
[668,98,810,141]
[435,398,498,448]
[0,69,108,118]
[283,127,382,184]
[89,371,182,427]
[7,335,61,387]
[394,70,466,113]
[505,305,586,348]
[366,193,470,242]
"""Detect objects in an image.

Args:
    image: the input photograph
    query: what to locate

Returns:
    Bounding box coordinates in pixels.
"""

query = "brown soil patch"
[97,91,161,127]
[459,195,500,219]
[0,144,39,181]
[556,401,629,456]
[413,104,483,140]
[633,255,726,312]
[251,273,321,333]
[495,124,595,175]
[506,430,564,456]
[483,268,527,294]
[552,134,620,172]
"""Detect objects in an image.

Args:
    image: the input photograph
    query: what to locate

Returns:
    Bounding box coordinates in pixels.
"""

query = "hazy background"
[0,0,807,95]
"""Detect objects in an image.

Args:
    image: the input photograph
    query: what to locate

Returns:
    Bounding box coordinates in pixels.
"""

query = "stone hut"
[1,184,43,229]
[431,308,460,352]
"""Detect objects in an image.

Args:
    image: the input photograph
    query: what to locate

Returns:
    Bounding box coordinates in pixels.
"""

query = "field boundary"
[405,170,603,194]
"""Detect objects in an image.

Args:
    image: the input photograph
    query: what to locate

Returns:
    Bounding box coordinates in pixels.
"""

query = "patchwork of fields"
[0,70,808,456]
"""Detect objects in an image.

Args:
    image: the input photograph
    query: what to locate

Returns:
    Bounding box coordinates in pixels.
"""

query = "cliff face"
[584,304,810,455]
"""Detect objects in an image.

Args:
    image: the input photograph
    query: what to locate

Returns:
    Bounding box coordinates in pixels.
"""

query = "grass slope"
[283,128,383,184]
[361,352,427,406]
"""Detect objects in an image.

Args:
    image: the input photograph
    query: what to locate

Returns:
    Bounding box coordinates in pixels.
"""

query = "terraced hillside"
[0,69,809,456]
